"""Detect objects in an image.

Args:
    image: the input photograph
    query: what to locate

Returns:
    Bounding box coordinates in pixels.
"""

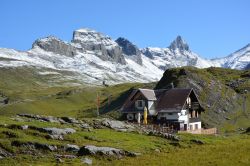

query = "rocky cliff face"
[32,36,77,57]
[168,35,190,52]
[72,29,126,65]
[115,37,142,65]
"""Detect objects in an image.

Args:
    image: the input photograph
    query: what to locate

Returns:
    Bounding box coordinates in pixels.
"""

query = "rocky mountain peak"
[72,28,126,65]
[168,35,190,52]
[115,37,140,56]
[72,28,117,47]
[115,37,142,65]
[32,36,76,57]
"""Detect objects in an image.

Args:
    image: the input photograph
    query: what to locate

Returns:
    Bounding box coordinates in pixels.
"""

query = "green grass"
[0,116,250,165]
[0,82,148,118]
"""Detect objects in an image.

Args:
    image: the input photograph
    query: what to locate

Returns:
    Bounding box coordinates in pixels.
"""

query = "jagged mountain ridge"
[0,28,249,86]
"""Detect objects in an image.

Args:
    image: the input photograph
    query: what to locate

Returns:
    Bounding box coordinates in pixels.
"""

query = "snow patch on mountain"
[212,44,250,69]
[0,28,249,86]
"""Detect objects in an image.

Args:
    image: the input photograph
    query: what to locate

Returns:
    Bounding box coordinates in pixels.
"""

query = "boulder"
[17,114,63,123]
[61,117,80,124]
[0,147,12,158]
[39,127,76,135]
[81,157,93,165]
[11,141,57,151]
[65,144,80,153]
[78,145,140,158]
[80,123,91,129]
[21,125,29,130]
[101,119,135,132]
[190,139,205,145]
[46,134,64,140]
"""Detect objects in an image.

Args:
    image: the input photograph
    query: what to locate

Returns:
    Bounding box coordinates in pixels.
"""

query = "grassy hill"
[0,66,250,165]
[155,67,250,132]
[1,66,250,132]
[0,115,250,165]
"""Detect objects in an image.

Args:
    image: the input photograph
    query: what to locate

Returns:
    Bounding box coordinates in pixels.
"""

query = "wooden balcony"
[191,102,200,110]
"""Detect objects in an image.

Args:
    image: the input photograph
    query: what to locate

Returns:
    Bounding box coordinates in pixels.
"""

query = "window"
[135,100,145,109]
[138,100,143,107]
[168,113,173,115]
[195,124,199,129]
[190,125,193,130]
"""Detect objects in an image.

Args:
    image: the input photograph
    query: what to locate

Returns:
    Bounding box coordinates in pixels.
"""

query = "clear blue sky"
[0,0,249,59]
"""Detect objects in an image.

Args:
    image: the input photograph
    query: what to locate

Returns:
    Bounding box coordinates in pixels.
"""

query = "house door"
[184,124,187,130]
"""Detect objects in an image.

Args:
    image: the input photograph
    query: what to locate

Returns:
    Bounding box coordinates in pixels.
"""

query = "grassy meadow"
[0,116,249,165]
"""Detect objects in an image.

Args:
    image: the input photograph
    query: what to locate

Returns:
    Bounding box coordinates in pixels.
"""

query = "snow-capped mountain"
[211,44,250,70]
[0,28,249,86]
[141,36,214,70]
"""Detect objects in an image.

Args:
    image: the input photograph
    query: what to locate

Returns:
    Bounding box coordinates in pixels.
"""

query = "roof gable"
[138,89,157,101]
[156,89,193,111]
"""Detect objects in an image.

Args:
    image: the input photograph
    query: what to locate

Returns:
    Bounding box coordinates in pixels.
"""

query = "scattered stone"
[147,131,179,141]
[245,127,250,133]
[11,141,57,151]
[46,134,64,140]
[78,145,140,158]
[65,144,80,153]
[61,117,80,124]
[190,139,205,145]
[81,157,93,165]
[39,127,76,135]
[11,117,24,122]
[154,149,161,153]
[101,118,135,132]
[126,151,142,157]
[238,128,244,131]
[80,123,91,129]
[0,147,12,158]
[56,157,64,163]
[21,125,29,130]
[17,114,62,123]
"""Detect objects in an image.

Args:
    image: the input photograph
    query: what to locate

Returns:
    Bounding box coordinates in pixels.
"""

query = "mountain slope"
[212,44,250,70]
[155,67,250,131]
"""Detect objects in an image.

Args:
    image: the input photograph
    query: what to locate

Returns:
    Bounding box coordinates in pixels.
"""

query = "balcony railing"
[191,102,200,110]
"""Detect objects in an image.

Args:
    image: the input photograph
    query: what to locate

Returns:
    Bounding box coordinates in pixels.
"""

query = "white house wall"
[189,122,201,130]
[178,110,188,124]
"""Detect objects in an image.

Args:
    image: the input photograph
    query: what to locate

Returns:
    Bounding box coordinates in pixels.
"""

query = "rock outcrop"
[78,145,140,157]
[72,29,126,65]
[32,36,77,57]
[101,118,135,132]
[168,35,190,52]
[116,37,142,65]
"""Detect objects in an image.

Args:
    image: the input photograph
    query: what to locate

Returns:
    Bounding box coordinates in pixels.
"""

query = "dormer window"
[135,100,145,109]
